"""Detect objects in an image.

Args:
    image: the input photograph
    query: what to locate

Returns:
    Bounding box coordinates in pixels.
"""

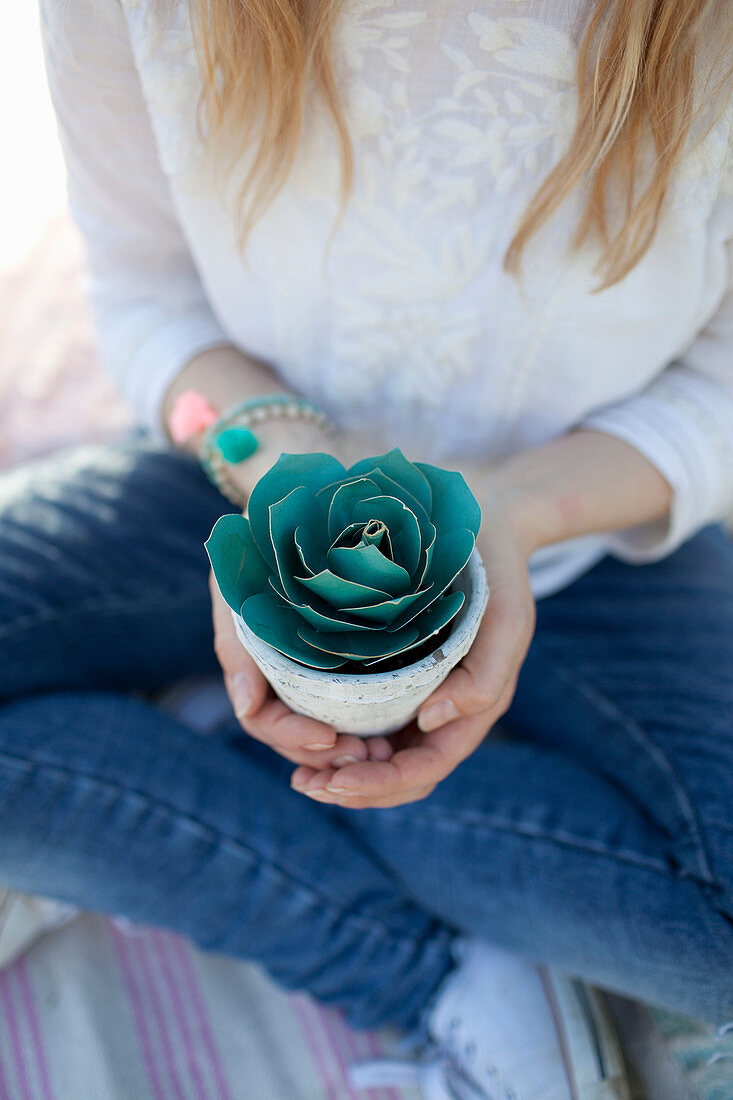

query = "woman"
[2,0,732,1095]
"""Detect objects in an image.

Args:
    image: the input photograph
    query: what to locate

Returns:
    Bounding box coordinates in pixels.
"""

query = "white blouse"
[40,0,733,597]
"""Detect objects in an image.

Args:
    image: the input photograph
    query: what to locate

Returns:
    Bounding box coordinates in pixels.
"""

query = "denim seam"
[0,587,210,641]
[0,748,439,950]
[418,806,673,876]
[539,655,716,886]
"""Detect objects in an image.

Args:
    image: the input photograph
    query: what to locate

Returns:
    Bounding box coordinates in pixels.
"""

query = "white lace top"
[41,0,733,597]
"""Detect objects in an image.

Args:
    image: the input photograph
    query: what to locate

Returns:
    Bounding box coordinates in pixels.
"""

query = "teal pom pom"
[215,427,259,464]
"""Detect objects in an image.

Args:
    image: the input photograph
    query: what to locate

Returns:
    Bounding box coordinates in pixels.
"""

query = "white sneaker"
[0,889,78,970]
[648,1006,733,1099]
[348,937,630,1099]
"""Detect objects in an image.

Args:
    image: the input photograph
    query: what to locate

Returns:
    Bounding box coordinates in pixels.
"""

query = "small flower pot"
[232,546,489,737]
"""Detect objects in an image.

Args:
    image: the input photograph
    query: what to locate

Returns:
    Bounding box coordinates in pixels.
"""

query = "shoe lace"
[667,1017,733,1095]
[346,1023,509,1099]
[705,1020,733,1068]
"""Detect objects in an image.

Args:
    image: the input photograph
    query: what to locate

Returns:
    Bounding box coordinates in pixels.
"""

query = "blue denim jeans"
[0,435,731,1029]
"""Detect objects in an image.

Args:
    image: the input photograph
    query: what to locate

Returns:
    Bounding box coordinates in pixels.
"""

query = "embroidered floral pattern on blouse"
[121,0,207,179]
[119,0,733,456]
[298,0,585,428]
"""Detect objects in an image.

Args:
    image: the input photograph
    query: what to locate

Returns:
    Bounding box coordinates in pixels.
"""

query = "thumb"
[209,571,269,720]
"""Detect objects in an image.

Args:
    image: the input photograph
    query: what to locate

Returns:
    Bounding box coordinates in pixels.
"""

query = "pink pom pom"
[169,390,219,445]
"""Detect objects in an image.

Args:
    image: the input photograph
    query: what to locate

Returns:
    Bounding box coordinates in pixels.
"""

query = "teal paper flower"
[205,447,481,671]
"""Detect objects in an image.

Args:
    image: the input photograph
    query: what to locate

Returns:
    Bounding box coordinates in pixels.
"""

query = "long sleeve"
[39,0,229,438]
[579,196,733,562]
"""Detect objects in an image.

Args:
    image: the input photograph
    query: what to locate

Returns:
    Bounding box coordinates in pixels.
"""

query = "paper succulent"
[205,447,481,671]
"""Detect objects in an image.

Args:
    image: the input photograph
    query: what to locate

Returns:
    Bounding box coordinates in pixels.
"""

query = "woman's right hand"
[209,417,395,769]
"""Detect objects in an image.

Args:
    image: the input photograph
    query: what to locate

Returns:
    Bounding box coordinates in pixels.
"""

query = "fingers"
[210,572,397,769]
[291,762,436,809]
[242,698,356,762]
[210,572,270,719]
[292,768,439,808]
[211,571,335,755]
[363,736,394,761]
[291,673,519,808]
[290,710,491,808]
[250,723,395,770]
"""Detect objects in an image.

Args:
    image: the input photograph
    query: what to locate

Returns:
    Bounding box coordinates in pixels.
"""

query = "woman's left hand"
[290,471,539,808]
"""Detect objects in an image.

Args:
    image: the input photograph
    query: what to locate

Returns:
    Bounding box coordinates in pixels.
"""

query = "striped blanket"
[0,913,419,1100]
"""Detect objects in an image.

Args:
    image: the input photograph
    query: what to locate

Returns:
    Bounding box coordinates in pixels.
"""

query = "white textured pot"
[232,547,489,737]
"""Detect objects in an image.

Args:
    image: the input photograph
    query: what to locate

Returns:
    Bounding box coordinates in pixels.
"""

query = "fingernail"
[418,699,460,732]
[325,784,353,794]
[331,754,359,767]
[305,739,336,751]
[291,776,325,795]
[231,674,254,718]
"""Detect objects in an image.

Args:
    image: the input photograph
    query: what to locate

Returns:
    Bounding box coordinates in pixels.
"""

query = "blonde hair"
[188,0,732,288]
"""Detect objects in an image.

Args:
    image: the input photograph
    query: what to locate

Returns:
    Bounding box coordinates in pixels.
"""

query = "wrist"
[162,345,294,448]
[483,428,675,556]
[251,415,338,458]
[482,466,562,558]
[482,475,545,558]
[198,393,338,509]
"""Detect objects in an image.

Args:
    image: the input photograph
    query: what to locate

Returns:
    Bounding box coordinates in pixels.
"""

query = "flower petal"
[247,452,345,567]
[326,478,382,543]
[345,585,431,625]
[390,528,475,628]
[269,486,316,603]
[204,513,270,612]
[240,591,348,669]
[327,542,411,595]
[293,524,325,576]
[415,522,437,588]
[362,589,465,665]
[314,471,374,503]
[351,494,421,576]
[267,574,379,634]
[297,619,421,660]
[413,462,482,536]
[296,568,391,608]
[328,521,364,546]
[346,446,433,514]
[358,467,431,526]
[357,470,437,579]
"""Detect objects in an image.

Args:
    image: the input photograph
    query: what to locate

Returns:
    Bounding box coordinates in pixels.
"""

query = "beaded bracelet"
[198,392,338,508]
